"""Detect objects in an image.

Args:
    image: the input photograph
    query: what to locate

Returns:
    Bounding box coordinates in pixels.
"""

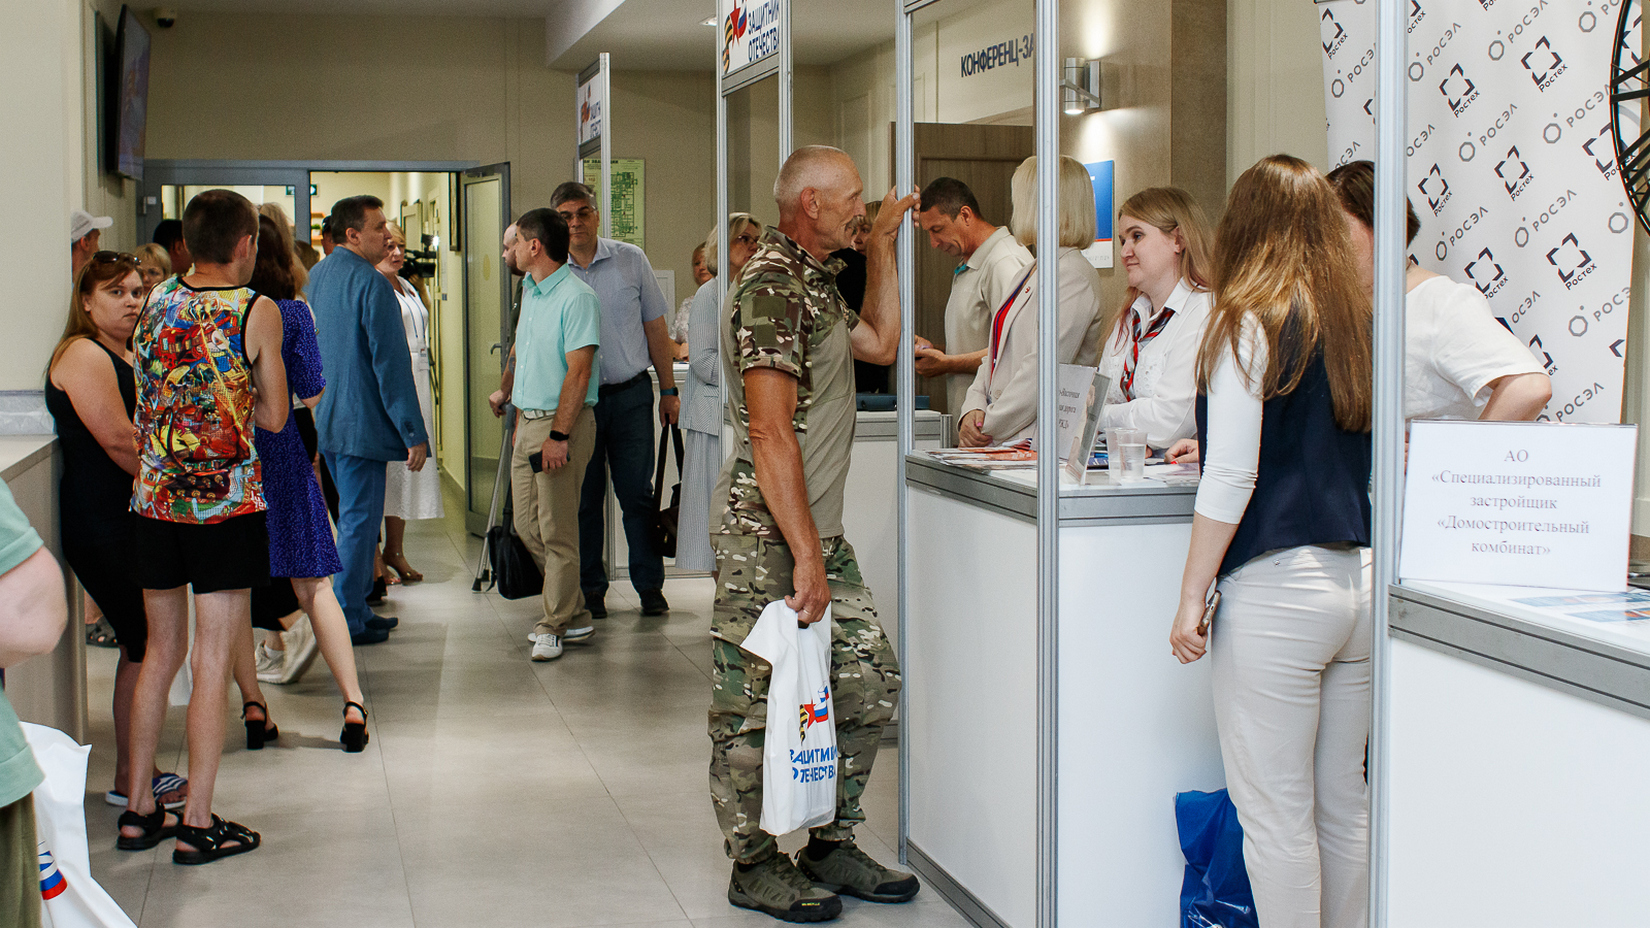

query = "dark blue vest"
[1195,350,1372,577]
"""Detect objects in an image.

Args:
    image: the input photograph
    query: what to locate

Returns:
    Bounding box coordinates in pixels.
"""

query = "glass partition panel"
[724,75,782,230]
[910,0,1035,422]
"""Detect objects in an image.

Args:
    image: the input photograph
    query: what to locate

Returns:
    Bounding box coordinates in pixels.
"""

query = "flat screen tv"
[113,5,150,181]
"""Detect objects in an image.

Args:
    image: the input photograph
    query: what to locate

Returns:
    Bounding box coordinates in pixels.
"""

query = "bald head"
[774,145,866,259]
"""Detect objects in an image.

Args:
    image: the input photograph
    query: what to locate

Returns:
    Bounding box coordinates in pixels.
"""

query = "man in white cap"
[71,209,114,276]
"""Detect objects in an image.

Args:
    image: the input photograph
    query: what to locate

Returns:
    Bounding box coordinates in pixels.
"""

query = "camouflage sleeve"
[731,269,810,379]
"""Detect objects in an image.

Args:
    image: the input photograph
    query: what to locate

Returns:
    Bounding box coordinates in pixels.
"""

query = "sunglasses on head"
[91,250,139,264]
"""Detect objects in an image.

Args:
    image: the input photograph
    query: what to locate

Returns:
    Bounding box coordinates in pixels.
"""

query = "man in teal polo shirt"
[0,477,70,928]
[497,208,603,662]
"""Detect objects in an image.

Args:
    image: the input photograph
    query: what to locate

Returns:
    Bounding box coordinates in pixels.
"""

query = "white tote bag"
[740,600,839,835]
[21,724,138,928]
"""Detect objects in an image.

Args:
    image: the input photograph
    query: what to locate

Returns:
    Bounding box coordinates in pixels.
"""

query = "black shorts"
[62,534,149,663]
[134,512,271,594]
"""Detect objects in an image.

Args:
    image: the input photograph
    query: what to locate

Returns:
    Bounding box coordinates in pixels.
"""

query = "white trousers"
[1212,544,1372,928]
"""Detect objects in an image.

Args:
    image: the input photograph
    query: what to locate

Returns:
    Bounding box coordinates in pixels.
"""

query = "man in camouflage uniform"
[709,145,921,923]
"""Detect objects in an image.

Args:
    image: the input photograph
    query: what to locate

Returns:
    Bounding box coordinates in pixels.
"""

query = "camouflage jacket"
[712,228,859,540]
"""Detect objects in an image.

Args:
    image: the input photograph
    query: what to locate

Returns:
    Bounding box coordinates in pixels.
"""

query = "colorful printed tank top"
[132,277,265,524]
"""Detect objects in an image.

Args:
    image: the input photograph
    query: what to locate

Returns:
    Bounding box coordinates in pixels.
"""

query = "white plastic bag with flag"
[740,599,838,835]
[21,724,137,928]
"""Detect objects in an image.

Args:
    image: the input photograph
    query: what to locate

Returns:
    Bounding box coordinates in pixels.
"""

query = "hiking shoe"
[530,633,564,661]
[728,854,842,923]
[796,842,920,903]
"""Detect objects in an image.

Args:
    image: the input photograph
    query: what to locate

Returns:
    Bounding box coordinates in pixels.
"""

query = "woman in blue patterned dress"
[246,213,370,752]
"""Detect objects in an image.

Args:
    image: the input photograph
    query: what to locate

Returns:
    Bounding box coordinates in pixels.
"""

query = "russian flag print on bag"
[39,842,66,900]
[740,600,839,834]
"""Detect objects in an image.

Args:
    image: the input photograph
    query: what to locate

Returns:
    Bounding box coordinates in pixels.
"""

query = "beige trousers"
[1211,544,1372,928]
[511,407,597,636]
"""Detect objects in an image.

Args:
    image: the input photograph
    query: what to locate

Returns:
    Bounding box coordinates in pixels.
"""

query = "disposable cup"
[1105,427,1146,482]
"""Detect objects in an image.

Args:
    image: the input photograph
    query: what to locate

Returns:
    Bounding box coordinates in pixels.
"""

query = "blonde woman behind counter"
[957,155,1104,447]
[1095,188,1214,451]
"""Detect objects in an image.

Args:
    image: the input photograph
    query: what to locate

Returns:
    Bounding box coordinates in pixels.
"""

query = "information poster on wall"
[1083,160,1114,269]
[1399,420,1637,592]
[581,158,645,250]
[721,0,781,78]
[1318,1,1638,424]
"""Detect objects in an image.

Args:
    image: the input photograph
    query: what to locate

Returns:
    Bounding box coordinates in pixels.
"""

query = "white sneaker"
[530,633,564,661]
[278,614,320,684]
[255,643,285,683]
[562,625,595,643]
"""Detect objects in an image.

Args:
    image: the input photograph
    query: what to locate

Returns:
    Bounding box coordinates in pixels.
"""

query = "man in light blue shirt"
[553,182,680,619]
[496,208,602,662]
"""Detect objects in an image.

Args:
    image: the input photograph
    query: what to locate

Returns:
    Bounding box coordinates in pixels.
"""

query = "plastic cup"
[1104,427,1146,482]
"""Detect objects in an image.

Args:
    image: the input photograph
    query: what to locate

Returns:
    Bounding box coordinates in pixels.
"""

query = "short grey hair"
[773,145,853,207]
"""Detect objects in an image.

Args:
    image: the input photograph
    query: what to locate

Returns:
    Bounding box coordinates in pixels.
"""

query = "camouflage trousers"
[708,534,902,863]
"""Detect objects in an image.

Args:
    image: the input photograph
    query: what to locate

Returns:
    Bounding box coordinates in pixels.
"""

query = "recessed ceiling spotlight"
[701,16,717,25]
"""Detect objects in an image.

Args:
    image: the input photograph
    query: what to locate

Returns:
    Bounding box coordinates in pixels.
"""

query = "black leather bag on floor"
[652,424,685,559]
[487,492,543,600]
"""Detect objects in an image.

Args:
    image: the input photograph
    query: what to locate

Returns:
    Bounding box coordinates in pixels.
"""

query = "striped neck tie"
[1120,306,1175,400]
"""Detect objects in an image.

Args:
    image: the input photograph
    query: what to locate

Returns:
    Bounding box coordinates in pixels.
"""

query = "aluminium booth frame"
[890,0,1413,926]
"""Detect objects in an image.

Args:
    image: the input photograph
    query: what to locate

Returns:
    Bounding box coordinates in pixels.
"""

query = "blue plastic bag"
[1175,789,1258,928]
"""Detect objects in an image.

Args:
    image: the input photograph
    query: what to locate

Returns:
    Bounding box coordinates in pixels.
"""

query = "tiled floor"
[81,501,971,928]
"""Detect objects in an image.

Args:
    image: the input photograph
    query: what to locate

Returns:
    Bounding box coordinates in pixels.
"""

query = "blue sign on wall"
[1084,160,1115,268]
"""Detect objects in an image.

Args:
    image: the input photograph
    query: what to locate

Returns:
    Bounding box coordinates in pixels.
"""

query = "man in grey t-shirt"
[552,182,681,618]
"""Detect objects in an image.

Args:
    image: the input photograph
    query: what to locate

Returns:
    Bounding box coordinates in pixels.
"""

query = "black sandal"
[340,701,369,753]
[173,815,260,865]
[242,701,279,751]
[116,806,179,851]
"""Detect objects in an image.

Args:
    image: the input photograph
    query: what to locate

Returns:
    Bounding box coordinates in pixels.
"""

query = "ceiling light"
[1062,58,1102,115]
[701,16,717,25]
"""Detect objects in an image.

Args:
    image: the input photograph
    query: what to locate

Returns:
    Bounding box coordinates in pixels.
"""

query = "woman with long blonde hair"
[1095,187,1215,451]
[956,155,1104,446]
[1169,155,1373,928]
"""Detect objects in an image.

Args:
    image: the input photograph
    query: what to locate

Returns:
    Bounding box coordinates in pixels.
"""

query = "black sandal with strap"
[242,701,279,751]
[116,806,179,851]
[173,815,260,865]
[340,701,369,753]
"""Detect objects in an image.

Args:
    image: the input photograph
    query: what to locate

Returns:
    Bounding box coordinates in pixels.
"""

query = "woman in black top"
[46,252,186,811]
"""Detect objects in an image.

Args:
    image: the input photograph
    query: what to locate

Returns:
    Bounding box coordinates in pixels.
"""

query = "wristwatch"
[659,387,679,396]
[549,430,570,442]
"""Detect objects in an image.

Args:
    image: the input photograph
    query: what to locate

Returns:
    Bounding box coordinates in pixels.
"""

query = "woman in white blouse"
[1095,187,1215,451]
[1329,160,1550,421]
[377,221,444,583]
[1170,155,1375,928]
[957,155,1104,447]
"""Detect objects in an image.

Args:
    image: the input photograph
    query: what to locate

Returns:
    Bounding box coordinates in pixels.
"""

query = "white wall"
[1225,0,1329,182]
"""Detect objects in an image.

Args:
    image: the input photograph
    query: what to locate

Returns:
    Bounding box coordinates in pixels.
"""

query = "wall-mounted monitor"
[112,5,151,181]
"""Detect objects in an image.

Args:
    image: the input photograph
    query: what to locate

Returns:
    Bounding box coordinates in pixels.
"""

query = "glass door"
[461,162,512,535]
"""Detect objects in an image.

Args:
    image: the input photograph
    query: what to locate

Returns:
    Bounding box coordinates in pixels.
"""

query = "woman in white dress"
[676,213,763,573]
[377,221,444,583]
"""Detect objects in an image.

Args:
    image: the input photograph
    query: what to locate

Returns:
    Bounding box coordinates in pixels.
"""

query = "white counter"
[902,453,1222,928]
[0,435,86,740]
[1385,580,1650,925]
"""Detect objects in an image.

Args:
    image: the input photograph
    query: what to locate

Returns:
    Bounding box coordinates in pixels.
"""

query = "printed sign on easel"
[1400,420,1637,592]
[1056,365,1108,485]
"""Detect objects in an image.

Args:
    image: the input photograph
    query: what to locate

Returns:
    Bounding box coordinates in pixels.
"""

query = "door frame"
[138,159,479,247]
